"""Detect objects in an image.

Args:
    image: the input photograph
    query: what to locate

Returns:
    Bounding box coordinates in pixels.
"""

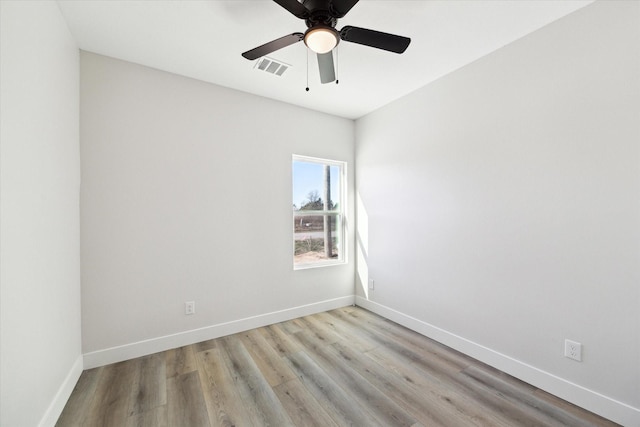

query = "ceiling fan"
[241,0,411,84]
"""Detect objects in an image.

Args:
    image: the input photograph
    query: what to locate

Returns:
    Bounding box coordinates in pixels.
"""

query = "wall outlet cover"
[564,339,582,362]
[185,301,195,315]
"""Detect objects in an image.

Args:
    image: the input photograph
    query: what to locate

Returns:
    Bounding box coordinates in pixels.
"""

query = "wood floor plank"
[314,310,380,352]
[197,347,256,427]
[329,341,460,427]
[167,371,211,427]
[257,323,301,356]
[290,321,338,355]
[460,364,604,427]
[296,314,343,346]
[57,307,620,427]
[84,359,140,427]
[55,367,102,427]
[354,306,620,427]
[274,378,341,427]
[352,306,478,370]
[331,307,473,373]
[368,336,543,427]
[193,337,219,353]
[363,342,514,427]
[130,352,166,415]
[454,366,567,427]
[293,329,417,427]
[368,338,575,427]
[533,389,620,427]
[336,307,487,399]
[166,345,197,378]
[237,328,297,387]
[219,336,295,427]
[125,405,168,427]
[285,350,385,426]
[279,317,306,335]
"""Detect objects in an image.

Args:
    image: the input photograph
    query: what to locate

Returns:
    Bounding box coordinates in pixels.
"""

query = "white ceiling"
[56,0,594,119]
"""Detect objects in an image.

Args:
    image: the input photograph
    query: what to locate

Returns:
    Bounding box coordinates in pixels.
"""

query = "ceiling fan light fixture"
[304,26,339,54]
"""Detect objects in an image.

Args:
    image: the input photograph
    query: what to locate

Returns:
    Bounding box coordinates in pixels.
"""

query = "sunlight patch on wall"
[356,192,370,298]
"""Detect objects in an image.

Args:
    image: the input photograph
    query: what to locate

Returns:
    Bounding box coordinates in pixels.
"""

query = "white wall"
[80,52,355,366]
[0,2,82,427]
[355,1,639,425]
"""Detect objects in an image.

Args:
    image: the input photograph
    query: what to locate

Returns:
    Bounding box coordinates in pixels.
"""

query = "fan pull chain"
[305,48,310,92]
[335,46,339,85]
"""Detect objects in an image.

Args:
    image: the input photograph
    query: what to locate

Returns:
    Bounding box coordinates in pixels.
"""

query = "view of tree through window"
[292,156,344,268]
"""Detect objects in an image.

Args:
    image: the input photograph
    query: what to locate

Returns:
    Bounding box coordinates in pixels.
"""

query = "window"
[292,155,346,269]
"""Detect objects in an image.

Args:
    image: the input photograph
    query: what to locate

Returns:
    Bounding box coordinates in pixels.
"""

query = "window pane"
[292,156,345,269]
[292,161,341,211]
[293,215,341,265]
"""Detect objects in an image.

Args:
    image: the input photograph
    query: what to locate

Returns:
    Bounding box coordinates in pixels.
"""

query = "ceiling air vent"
[254,57,290,77]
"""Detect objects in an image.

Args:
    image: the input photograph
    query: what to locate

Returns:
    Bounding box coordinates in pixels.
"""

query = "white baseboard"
[39,354,83,427]
[84,295,355,369]
[355,296,639,427]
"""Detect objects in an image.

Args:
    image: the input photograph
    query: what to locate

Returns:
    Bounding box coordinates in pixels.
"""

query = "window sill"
[294,260,346,270]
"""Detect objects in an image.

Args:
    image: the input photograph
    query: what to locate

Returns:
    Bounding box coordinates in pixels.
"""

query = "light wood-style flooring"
[56,306,619,426]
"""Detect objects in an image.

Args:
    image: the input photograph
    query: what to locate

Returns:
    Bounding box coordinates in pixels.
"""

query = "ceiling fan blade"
[242,33,304,60]
[273,0,309,19]
[330,0,359,18]
[317,52,336,84]
[340,25,411,54]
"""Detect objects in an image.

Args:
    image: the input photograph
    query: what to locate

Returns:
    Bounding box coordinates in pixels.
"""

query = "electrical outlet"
[185,301,195,315]
[368,278,375,290]
[564,339,582,362]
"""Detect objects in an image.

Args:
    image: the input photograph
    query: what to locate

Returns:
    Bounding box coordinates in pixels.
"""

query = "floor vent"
[254,57,290,77]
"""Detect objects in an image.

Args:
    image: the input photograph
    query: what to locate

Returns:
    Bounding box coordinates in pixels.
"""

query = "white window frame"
[292,155,347,270]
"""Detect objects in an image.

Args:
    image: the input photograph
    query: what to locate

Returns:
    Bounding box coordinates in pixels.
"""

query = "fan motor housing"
[303,0,339,28]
